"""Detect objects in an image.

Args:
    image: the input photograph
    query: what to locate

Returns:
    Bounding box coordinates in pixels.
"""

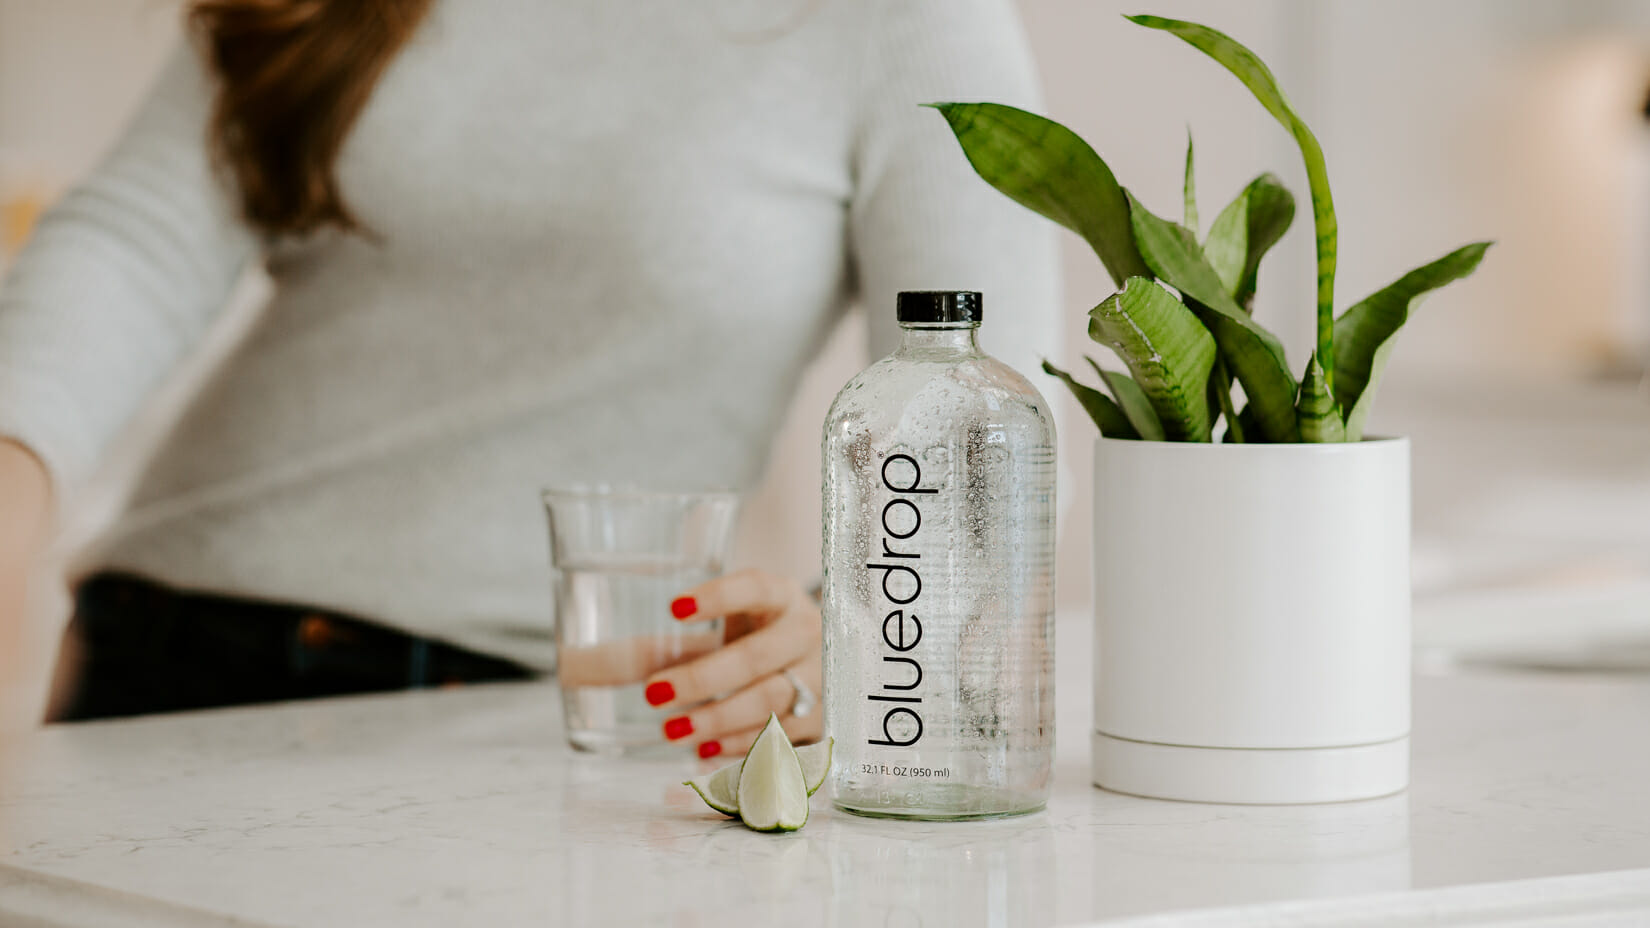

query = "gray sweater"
[0,0,1059,666]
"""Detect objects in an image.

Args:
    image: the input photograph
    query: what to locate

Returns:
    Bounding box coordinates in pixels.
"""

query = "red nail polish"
[644,681,674,707]
[664,716,694,740]
[670,596,697,619]
[697,741,722,760]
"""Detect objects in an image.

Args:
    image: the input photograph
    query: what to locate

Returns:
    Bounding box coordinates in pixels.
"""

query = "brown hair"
[189,0,434,236]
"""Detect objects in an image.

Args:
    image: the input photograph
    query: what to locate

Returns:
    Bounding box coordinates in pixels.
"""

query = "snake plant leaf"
[1204,173,1296,310]
[1042,360,1140,440]
[1183,130,1198,234]
[926,102,1150,287]
[1087,277,1216,442]
[1125,193,1300,443]
[1296,353,1346,443]
[1206,358,1244,443]
[1334,241,1493,441]
[1222,404,1263,443]
[1086,356,1167,441]
[1127,14,1339,396]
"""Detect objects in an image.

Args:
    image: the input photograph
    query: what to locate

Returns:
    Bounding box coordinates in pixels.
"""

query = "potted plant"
[930,15,1490,803]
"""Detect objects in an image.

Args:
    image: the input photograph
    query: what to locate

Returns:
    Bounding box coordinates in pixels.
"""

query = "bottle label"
[862,452,937,748]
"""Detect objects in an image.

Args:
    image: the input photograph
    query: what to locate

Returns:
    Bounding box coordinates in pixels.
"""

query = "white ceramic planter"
[1091,436,1411,804]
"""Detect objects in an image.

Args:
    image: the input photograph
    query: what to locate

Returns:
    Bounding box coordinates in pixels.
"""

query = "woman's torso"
[96,0,868,664]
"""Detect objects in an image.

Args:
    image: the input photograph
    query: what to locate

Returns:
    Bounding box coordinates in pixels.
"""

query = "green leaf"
[1127,14,1339,396]
[1205,173,1295,310]
[1206,357,1243,443]
[1334,241,1493,441]
[1125,194,1300,442]
[1086,356,1167,441]
[1042,359,1139,440]
[1126,192,1232,310]
[1222,403,1263,443]
[1087,277,1217,442]
[927,102,1151,287]
[1296,353,1346,443]
[1182,130,1198,234]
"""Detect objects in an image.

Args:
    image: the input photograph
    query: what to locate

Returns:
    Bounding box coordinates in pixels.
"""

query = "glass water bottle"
[822,290,1056,820]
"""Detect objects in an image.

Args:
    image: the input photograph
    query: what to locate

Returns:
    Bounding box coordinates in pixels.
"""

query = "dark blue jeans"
[47,573,535,722]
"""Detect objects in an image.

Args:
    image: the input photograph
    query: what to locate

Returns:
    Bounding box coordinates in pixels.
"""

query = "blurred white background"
[2,0,1648,717]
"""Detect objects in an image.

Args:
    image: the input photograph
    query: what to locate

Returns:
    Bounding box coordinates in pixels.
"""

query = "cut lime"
[798,738,833,797]
[736,713,809,832]
[683,759,741,817]
[682,730,833,820]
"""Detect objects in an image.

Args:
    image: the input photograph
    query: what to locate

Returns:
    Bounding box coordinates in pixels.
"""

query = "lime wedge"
[798,738,833,797]
[686,733,831,812]
[682,729,833,820]
[683,759,741,817]
[736,713,809,832]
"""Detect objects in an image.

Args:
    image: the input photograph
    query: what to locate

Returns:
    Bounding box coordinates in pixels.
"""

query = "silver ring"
[781,668,816,719]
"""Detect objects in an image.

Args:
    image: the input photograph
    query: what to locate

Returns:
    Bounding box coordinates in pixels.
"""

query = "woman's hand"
[642,568,822,760]
[1,439,53,727]
[0,439,51,630]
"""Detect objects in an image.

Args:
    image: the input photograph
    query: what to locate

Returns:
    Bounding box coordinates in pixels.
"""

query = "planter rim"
[1094,435,1408,455]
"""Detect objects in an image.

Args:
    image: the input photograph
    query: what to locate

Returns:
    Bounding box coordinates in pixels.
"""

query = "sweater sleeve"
[0,46,259,495]
[846,0,1062,379]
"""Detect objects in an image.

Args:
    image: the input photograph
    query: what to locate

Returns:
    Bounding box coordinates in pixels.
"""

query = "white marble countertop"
[3,612,1649,928]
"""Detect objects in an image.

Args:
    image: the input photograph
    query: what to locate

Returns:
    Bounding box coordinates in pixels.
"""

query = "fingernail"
[644,681,675,707]
[670,596,697,619]
[697,740,722,760]
[664,716,694,740]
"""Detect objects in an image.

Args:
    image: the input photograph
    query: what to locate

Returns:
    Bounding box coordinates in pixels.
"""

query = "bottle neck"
[895,323,982,357]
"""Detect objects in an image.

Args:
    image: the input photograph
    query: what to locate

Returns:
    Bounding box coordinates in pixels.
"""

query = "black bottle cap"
[896,290,982,324]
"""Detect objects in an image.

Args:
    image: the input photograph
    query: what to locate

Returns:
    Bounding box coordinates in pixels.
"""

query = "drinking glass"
[542,486,739,754]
